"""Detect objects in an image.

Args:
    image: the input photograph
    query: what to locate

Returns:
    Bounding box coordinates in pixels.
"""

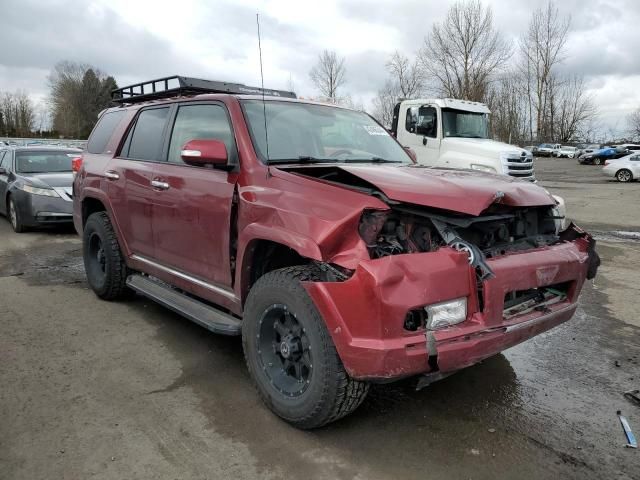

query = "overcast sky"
[2,0,639,133]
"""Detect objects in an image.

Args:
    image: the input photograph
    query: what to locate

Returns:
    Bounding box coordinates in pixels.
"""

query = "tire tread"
[243,265,369,428]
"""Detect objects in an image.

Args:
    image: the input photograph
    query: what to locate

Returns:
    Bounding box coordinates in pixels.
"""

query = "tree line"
[308,0,613,145]
[1,61,117,140]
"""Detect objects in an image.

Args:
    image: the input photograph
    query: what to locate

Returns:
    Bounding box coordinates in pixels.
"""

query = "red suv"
[74,76,599,428]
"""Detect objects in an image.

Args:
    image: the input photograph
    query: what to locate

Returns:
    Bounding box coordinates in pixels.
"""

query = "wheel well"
[242,240,310,304]
[82,197,107,226]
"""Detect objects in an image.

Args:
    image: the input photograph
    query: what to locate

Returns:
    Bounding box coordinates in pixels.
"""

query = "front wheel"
[594,158,603,165]
[616,169,633,182]
[7,196,25,233]
[242,266,369,429]
[83,212,130,300]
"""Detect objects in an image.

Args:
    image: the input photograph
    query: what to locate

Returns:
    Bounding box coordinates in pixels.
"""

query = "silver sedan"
[603,153,640,182]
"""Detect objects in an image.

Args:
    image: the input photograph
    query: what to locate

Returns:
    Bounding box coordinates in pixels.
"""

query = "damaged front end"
[303,201,600,383]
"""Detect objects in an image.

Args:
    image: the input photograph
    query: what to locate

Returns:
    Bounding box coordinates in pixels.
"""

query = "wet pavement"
[1,159,639,479]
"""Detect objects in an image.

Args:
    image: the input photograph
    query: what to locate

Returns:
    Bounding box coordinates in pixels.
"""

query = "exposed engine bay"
[359,204,561,279]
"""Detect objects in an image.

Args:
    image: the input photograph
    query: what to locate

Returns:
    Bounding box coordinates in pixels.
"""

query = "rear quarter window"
[87,110,127,154]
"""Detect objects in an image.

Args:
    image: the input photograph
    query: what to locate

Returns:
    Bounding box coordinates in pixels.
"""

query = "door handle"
[151,179,170,190]
[422,137,428,146]
[104,170,120,180]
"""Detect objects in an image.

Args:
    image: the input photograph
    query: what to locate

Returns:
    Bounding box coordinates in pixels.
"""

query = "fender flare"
[236,223,323,302]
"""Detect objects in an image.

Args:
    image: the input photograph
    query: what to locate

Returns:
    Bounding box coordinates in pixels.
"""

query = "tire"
[594,158,603,166]
[7,195,25,233]
[616,169,633,183]
[83,211,130,300]
[242,266,369,429]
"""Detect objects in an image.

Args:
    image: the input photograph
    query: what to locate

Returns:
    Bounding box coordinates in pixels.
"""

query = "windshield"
[241,100,411,164]
[441,108,488,139]
[16,151,77,173]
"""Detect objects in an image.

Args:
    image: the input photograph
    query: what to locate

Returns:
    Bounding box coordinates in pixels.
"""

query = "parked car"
[0,146,81,232]
[74,75,599,428]
[578,146,629,165]
[613,143,640,152]
[536,143,560,157]
[603,153,640,182]
[575,143,600,157]
[554,145,578,158]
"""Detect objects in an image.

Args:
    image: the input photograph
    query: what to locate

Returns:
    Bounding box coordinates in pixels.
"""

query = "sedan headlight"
[470,164,497,173]
[425,297,467,329]
[20,184,60,197]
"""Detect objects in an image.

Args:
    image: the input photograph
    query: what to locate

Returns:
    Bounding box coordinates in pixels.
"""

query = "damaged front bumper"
[304,226,598,382]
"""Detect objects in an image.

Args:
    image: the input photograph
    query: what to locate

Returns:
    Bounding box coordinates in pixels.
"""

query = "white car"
[536,143,560,157]
[603,154,640,182]
[554,145,577,158]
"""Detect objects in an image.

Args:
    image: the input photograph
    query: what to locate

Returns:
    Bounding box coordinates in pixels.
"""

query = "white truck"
[390,98,535,181]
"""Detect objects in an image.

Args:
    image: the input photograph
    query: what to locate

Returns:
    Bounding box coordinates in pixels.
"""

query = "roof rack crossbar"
[111,75,296,104]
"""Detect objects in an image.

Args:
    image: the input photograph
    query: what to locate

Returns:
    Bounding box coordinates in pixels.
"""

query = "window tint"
[87,110,127,154]
[126,108,170,160]
[167,104,234,164]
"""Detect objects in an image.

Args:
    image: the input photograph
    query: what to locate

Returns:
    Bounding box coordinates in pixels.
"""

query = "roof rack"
[111,75,297,104]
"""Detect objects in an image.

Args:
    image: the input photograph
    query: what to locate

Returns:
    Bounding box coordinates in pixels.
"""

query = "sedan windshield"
[16,151,77,173]
[241,100,411,164]
[442,108,488,139]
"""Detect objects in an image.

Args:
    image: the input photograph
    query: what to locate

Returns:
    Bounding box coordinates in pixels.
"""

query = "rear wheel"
[7,195,25,233]
[243,266,369,429]
[83,212,130,300]
[594,158,603,165]
[616,169,633,182]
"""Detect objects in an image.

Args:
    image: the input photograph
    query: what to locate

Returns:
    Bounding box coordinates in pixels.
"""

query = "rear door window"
[87,110,127,154]
[122,107,171,160]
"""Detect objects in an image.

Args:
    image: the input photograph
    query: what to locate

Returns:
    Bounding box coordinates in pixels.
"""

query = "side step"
[126,274,241,336]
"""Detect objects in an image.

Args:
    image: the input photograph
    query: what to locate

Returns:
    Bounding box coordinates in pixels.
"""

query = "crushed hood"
[279,164,555,216]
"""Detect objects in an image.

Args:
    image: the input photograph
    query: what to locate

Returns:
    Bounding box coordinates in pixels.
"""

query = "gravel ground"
[1,158,639,480]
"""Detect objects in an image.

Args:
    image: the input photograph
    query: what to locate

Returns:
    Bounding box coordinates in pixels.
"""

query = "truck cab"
[391,98,535,181]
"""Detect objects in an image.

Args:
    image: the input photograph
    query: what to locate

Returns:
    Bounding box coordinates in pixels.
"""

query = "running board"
[126,274,241,336]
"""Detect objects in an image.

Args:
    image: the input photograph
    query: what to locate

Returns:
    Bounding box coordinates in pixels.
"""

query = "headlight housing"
[425,297,468,329]
[20,184,60,197]
[470,164,496,173]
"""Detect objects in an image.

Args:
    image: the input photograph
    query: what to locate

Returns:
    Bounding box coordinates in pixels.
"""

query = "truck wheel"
[616,169,633,182]
[242,266,369,429]
[7,195,25,233]
[83,212,130,300]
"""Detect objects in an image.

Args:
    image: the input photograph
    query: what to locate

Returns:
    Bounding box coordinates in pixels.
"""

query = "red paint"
[74,93,595,382]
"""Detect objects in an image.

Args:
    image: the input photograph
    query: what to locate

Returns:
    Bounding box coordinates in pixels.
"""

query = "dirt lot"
[1,158,639,480]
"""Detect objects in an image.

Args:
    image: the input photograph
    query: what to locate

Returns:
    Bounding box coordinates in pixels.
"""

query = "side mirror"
[404,146,417,163]
[181,139,228,167]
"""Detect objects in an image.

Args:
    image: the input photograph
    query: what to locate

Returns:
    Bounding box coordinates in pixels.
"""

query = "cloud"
[1,0,639,133]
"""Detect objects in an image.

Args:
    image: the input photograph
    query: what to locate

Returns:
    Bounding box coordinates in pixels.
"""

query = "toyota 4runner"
[73,76,600,428]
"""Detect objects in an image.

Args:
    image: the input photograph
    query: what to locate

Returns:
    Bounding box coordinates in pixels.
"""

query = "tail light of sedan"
[71,155,83,173]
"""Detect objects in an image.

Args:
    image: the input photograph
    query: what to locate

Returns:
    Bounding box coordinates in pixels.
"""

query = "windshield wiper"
[342,157,403,164]
[268,156,335,164]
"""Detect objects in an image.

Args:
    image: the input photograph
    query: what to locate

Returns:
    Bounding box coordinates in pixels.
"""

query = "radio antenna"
[256,13,270,174]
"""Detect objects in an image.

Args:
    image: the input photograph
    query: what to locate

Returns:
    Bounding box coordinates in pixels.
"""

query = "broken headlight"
[425,297,467,329]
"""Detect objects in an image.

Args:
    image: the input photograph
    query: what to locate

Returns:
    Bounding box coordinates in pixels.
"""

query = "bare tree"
[520,1,570,140]
[48,60,117,138]
[386,51,424,98]
[552,76,596,142]
[418,0,511,102]
[0,91,35,137]
[371,80,399,128]
[627,108,640,140]
[309,50,346,101]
